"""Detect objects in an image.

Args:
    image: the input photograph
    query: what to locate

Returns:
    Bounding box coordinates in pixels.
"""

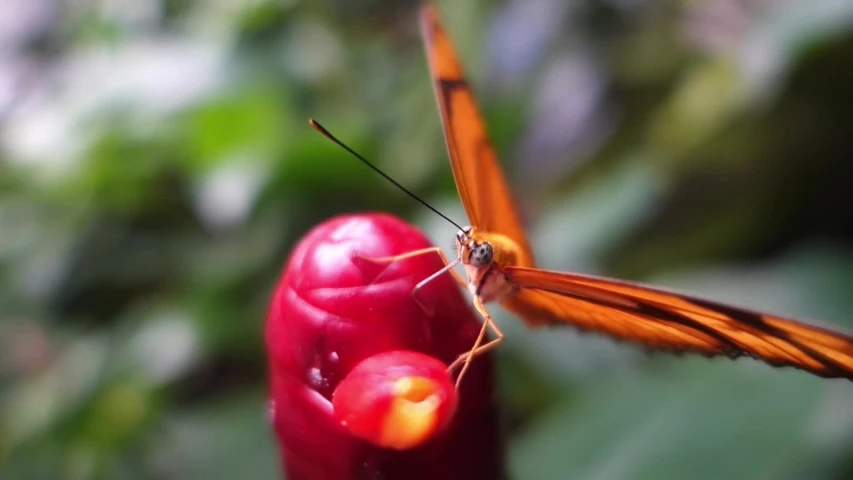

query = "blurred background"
[2,0,853,478]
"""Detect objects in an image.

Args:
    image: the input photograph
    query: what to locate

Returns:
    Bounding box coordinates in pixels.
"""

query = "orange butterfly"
[311,4,853,387]
[410,3,853,385]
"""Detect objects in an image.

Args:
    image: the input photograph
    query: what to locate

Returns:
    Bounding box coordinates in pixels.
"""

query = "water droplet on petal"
[308,366,325,389]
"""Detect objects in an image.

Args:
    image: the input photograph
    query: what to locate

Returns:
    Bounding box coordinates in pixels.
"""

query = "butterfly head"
[455,226,515,303]
[455,226,494,269]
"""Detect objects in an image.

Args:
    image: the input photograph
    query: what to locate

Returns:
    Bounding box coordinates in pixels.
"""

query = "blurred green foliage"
[2,0,853,479]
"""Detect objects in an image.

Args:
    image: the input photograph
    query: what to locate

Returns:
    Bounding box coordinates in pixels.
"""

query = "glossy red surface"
[332,350,458,450]
[266,213,504,480]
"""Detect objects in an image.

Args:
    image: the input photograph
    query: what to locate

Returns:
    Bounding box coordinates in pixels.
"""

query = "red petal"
[332,350,458,450]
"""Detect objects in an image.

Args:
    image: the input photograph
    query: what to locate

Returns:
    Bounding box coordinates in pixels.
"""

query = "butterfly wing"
[501,266,853,378]
[419,5,535,267]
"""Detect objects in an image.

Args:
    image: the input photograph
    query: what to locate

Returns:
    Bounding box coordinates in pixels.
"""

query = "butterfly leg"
[358,247,466,314]
[448,296,505,388]
[358,246,444,265]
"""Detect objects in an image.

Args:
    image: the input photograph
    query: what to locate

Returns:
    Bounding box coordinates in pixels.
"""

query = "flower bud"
[266,213,504,480]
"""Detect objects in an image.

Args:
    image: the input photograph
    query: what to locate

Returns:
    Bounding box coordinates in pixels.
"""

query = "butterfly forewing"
[419,4,534,267]
[503,266,853,378]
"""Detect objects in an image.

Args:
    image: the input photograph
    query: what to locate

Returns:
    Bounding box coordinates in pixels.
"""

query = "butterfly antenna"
[309,119,465,231]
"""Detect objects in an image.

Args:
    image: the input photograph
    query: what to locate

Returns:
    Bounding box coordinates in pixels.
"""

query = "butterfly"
[310,4,853,387]
[403,3,853,386]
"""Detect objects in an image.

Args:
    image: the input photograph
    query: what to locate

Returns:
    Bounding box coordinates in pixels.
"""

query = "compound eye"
[469,243,493,267]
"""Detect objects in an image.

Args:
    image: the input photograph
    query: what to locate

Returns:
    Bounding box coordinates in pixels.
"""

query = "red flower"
[266,213,504,480]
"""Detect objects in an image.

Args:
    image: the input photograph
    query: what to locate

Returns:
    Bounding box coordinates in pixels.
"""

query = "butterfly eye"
[469,243,493,268]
